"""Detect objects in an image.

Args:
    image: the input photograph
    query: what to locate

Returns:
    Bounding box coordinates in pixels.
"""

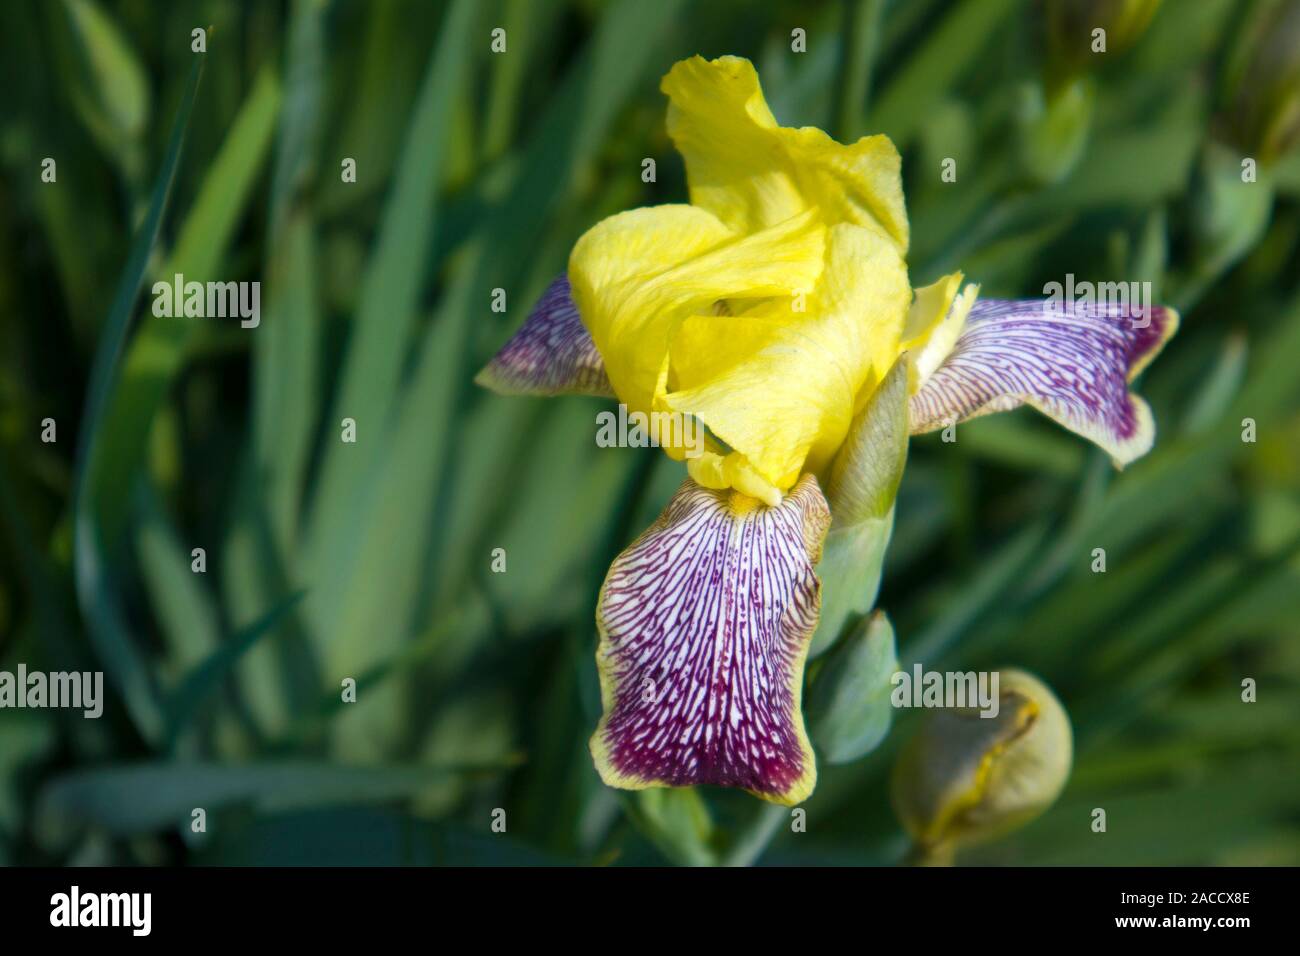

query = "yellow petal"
[662,55,909,252]
[905,278,980,388]
[686,451,786,506]
[568,204,826,428]
[664,224,910,488]
[901,272,964,349]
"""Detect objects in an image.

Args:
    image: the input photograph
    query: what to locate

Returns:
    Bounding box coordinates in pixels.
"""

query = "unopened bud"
[1218,0,1300,164]
[1045,0,1163,86]
[891,669,1072,858]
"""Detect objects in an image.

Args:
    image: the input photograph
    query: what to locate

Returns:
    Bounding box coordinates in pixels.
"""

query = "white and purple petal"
[908,298,1178,465]
[591,475,831,805]
[476,275,614,397]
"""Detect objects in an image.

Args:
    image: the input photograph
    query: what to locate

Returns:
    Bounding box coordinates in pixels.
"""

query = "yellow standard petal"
[568,204,826,445]
[665,223,910,489]
[662,55,909,253]
[565,55,918,500]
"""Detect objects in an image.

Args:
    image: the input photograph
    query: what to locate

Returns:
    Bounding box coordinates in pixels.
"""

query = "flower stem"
[718,802,788,867]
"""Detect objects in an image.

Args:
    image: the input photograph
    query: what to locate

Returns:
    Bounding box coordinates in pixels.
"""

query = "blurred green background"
[1,0,1298,866]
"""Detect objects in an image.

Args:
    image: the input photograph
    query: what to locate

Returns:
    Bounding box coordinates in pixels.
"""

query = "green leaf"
[483,0,557,159]
[954,413,1086,477]
[72,59,205,745]
[901,520,1049,668]
[1181,331,1247,434]
[199,808,562,866]
[833,0,886,141]
[870,0,1022,147]
[321,0,443,212]
[162,592,307,753]
[321,289,475,759]
[37,760,512,839]
[58,0,149,177]
[0,714,56,836]
[215,0,330,739]
[254,0,324,554]
[134,480,221,676]
[1187,142,1276,284]
[484,403,641,632]
[93,63,282,547]
[303,0,479,588]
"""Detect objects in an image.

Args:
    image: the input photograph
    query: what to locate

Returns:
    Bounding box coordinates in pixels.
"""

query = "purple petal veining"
[909,298,1178,464]
[476,275,614,397]
[591,475,831,805]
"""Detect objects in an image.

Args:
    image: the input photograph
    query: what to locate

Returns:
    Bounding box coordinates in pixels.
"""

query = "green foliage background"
[1,0,1298,866]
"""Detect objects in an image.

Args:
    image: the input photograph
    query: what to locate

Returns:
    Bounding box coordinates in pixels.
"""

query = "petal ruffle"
[664,223,910,493]
[569,204,826,437]
[908,298,1179,465]
[590,475,832,805]
[662,55,908,252]
[475,275,614,397]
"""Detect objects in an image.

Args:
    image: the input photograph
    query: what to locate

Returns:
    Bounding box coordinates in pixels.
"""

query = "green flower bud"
[890,668,1072,859]
[1029,1,1161,185]
[1218,0,1300,164]
[1016,75,1095,186]
[1045,0,1163,87]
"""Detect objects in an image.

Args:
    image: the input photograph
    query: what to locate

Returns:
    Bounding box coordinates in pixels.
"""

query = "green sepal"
[811,359,909,656]
[809,611,899,764]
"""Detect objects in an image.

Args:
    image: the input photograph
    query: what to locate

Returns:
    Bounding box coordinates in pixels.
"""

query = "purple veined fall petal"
[475,274,615,397]
[590,475,832,805]
[908,298,1179,466]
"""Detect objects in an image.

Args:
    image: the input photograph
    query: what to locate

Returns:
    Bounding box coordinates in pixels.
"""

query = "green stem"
[904,840,955,866]
[719,802,788,867]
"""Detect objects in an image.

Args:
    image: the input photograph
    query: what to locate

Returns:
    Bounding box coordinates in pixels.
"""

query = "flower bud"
[1016,75,1095,186]
[1029,1,1161,185]
[1218,0,1300,164]
[891,668,1072,858]
[1045,0,1163,85]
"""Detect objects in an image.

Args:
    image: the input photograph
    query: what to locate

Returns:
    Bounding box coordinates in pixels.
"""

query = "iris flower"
[477,56,1177,805]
